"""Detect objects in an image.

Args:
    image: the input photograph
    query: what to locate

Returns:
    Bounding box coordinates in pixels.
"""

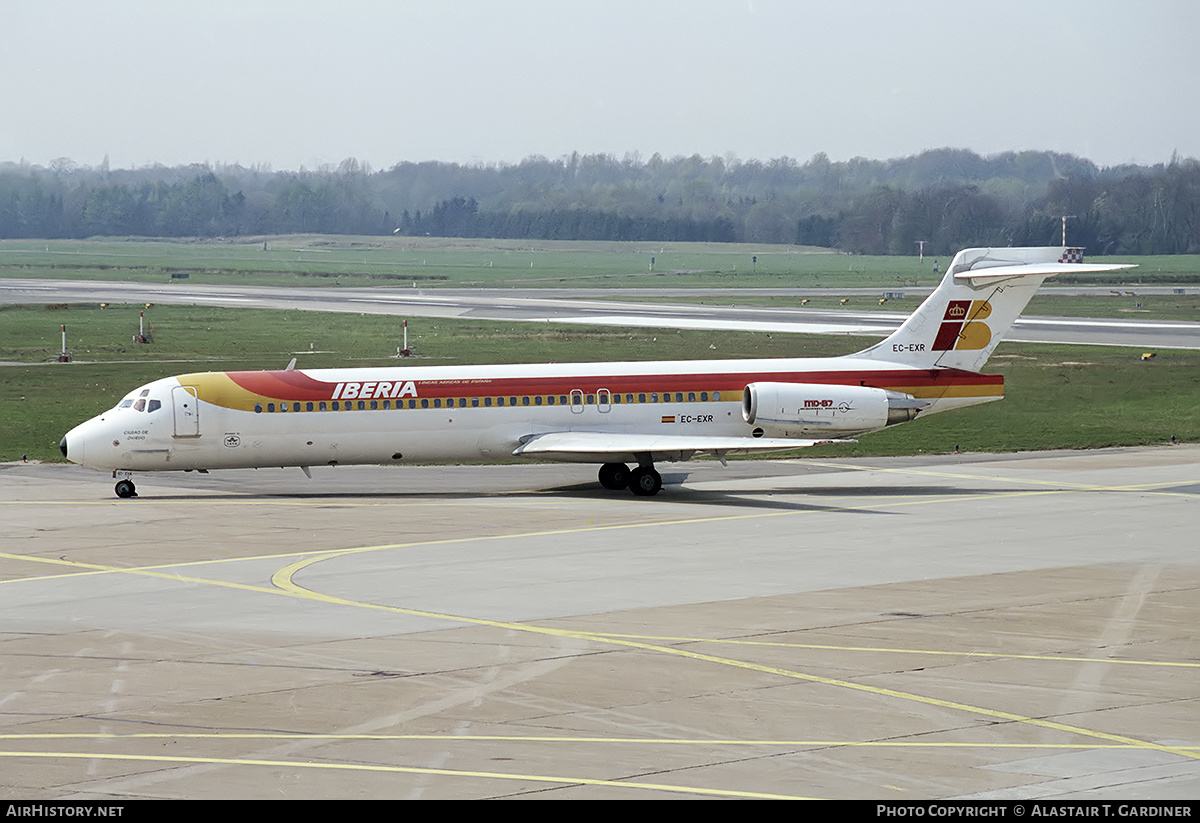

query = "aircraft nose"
[61,426,86,465]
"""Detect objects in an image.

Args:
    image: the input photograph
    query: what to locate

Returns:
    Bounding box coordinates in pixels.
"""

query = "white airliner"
[61,246,1131,498]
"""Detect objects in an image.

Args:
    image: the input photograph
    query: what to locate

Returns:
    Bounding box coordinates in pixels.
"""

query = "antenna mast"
[1057,215,1076,247]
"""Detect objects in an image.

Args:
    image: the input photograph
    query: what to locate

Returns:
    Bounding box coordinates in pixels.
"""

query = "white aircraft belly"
[191,398,755,469]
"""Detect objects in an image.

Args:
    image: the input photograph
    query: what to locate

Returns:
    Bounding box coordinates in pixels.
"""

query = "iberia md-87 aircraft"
[62,246,1131,498]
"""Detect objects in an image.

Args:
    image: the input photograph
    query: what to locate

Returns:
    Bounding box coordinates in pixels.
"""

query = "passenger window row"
[253,390,723,413]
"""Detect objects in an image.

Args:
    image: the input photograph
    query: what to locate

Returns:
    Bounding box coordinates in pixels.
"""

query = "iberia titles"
[330,380,419,400]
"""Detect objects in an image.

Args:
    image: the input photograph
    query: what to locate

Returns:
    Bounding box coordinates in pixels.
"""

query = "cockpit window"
[147,399,162,413]
[133,399,146,412]
[139,389,150,397]
[118,399,135,409]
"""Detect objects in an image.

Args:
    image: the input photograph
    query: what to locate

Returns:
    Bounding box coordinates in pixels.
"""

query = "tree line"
[1,149,1197,254]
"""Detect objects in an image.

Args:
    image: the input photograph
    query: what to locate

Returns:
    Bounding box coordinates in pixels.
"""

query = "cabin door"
[172,385,200,437]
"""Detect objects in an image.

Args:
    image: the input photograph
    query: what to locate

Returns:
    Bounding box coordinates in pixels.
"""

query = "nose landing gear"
[113,471,138,499]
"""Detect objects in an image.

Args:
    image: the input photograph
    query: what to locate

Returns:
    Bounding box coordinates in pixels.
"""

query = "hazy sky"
[4,0,1198,171]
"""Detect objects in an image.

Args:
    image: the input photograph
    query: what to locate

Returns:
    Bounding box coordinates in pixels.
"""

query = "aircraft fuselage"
[61,355,999,474]
[62,246,1133,497]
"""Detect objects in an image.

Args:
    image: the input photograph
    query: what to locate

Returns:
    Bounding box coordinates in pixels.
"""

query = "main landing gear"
[597,462,662,497]
[597,462,630,490]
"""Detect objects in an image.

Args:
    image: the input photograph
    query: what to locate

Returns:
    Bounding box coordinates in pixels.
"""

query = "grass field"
[2,300,1196,463]
[4,235,1199,290]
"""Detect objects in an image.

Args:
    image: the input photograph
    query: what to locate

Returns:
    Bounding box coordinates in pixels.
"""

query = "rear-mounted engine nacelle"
[742,382,925,437]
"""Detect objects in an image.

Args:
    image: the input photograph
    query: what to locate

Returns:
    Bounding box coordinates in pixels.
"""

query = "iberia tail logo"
[932,300,992,351]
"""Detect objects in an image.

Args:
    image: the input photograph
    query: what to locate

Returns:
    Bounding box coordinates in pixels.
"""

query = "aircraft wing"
[512,430,850,463]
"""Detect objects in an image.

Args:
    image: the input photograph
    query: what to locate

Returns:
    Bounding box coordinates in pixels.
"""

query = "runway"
[3,278,1198,349]
[2,447,1198,799]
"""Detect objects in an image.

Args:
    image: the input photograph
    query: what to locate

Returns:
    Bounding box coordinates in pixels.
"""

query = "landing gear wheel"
[114,479,137,499]
[629,466,662,497]
[598,462,630,490]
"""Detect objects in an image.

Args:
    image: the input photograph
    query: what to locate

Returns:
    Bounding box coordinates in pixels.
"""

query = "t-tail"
[852,247,1134,372]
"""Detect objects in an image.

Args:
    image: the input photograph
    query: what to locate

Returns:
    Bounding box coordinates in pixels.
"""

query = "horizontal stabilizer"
[954,261,1135,284]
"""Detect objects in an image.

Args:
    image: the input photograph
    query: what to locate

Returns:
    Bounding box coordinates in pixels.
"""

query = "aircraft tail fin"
[851,247,1134,372]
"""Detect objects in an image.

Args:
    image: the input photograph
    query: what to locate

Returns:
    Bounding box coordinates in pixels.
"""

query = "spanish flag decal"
[661,415,676,423]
